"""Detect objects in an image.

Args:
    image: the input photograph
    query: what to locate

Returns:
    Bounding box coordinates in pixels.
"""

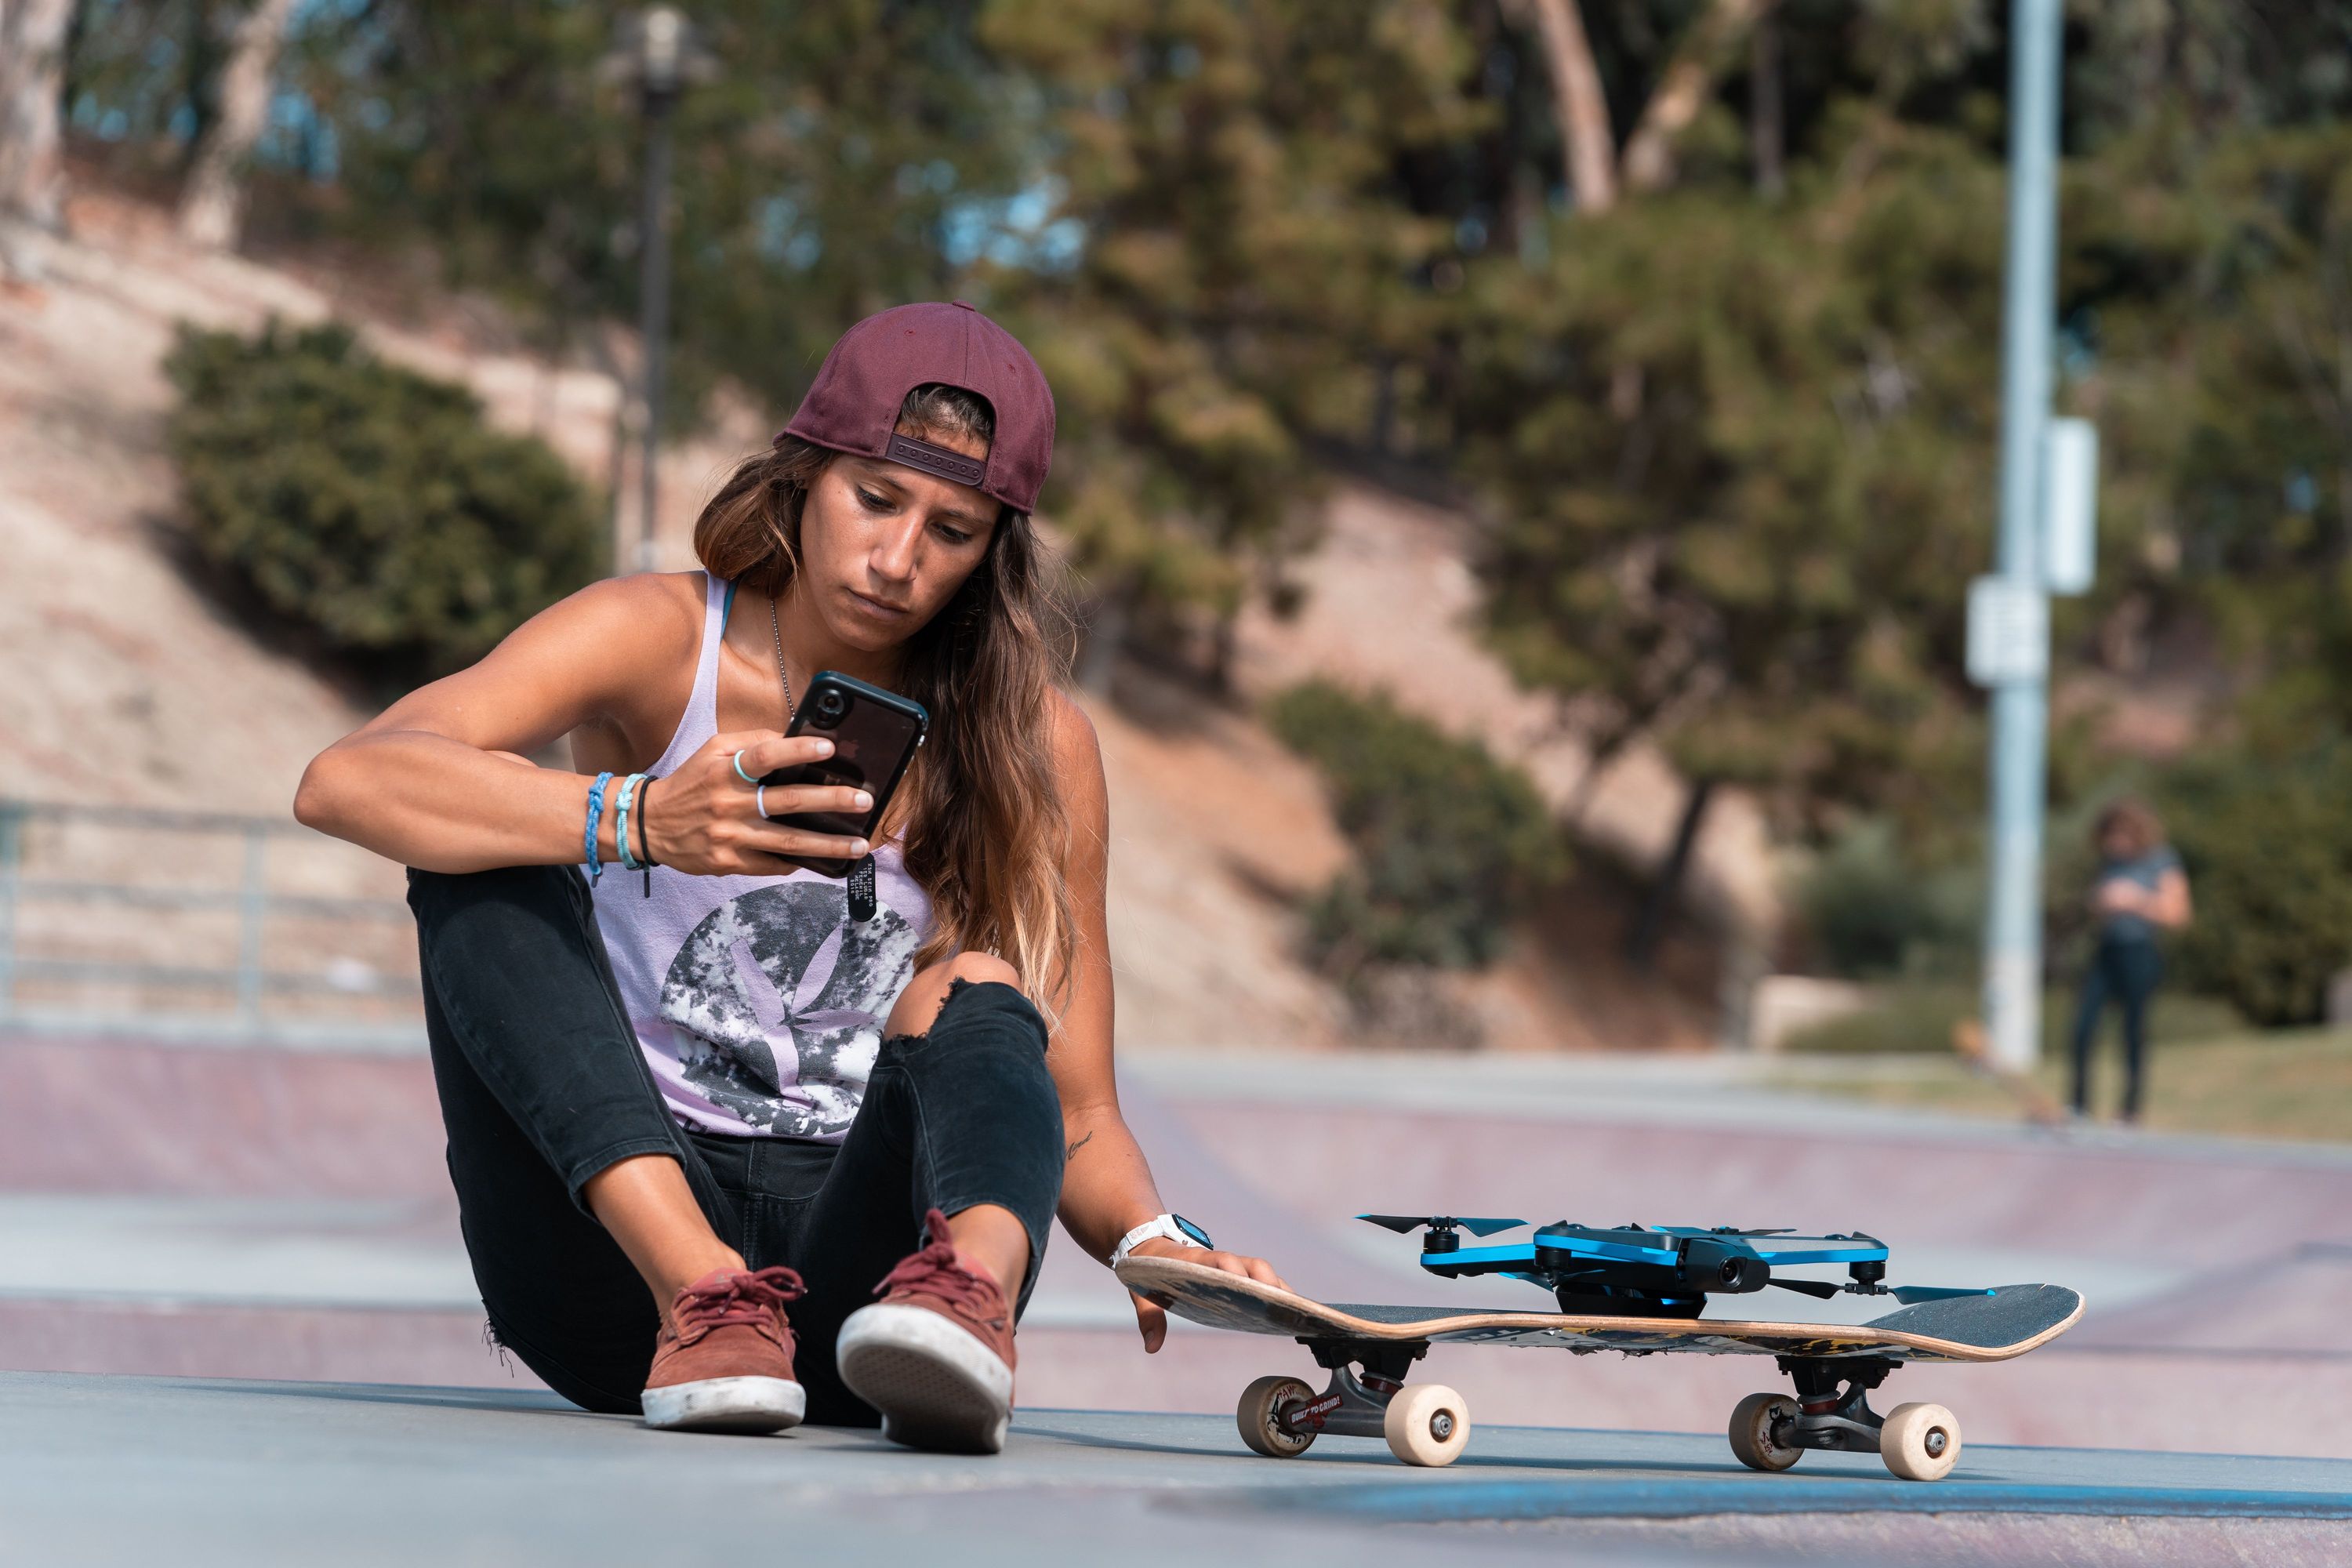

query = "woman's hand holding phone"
[641,730,875,878]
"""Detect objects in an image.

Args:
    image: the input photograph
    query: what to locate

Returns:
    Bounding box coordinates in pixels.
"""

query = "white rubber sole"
[836,1303,1013,1454]
[641,1375,807,1434]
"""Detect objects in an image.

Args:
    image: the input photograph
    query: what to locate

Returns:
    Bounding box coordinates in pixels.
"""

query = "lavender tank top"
[589,572,935,1141]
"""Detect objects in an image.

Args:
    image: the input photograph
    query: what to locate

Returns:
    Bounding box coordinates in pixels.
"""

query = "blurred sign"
[1967,575,2049,687]
[2041,417,2098,596]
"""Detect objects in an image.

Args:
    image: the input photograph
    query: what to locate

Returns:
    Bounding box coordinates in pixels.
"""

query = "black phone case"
[758,671,929,878]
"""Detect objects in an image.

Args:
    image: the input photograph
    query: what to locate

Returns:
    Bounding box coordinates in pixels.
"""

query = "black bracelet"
[635,775,659,895]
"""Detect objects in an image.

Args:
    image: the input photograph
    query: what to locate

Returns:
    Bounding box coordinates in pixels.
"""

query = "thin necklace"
[768,597,796,724]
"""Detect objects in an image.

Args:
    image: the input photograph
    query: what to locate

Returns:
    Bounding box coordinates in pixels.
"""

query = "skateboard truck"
[1729,1354,1963,1480]
[1276,1338,1427,1440]
[1776,1355,1895,1453]
[1234,1336,1471,1466]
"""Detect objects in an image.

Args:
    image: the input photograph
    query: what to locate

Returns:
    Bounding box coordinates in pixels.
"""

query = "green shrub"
[164,318,601,678]
[2157,742,2352,1027]
[1267,681,1566,985]
[1794,816,1981,981]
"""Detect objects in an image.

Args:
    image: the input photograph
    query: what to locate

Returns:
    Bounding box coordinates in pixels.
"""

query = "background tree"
[0,0,78,280]
[1428,0,2352,986]
[1498,0,1616,213]
[302,1,1032,428]
[980,0,1483,687]
[174,0,298,250]
[1457,112,2006,959]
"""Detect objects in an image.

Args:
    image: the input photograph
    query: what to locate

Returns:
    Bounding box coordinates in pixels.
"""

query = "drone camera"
[1679,1237,1770,1294]
[1716,1256,1770,1292]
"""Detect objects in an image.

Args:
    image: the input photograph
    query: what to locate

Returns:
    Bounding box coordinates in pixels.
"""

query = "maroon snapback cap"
[776,300,1056,515]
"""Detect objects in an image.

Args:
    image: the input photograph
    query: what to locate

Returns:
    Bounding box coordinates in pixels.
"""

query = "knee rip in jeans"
[882,975,1044,1054]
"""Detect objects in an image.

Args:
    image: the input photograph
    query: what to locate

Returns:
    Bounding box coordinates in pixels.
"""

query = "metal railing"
[0,800,424,1051]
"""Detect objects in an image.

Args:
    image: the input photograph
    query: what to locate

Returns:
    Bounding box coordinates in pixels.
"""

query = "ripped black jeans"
[405,864,1063,1426]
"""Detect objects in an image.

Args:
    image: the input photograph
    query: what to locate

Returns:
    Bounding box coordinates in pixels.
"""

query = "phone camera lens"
[817,689,848,717]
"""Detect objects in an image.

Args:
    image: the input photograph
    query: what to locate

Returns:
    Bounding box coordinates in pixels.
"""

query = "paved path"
[11,1027,2352,1517]
[8,1373,2351,1567]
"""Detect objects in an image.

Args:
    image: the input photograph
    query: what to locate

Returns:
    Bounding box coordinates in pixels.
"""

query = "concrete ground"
[9,1371,2351,1568]
[8,1030,2352,1563]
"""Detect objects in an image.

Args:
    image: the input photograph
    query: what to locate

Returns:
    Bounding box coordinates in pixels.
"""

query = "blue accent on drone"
[1428,1234,1889,1272]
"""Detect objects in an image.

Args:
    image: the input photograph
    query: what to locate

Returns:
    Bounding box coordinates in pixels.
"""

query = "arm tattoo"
[1064,1131,1094,1165]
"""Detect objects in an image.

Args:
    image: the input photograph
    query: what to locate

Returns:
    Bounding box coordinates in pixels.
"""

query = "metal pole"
[635,83,676,575]
[1981,0,2064,1074]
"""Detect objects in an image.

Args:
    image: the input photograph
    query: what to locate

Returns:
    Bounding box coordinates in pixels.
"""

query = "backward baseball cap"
[776,299,1057,517]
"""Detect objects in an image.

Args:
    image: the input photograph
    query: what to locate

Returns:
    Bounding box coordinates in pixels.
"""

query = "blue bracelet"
[613,773,647,873]
[584,771,614,883]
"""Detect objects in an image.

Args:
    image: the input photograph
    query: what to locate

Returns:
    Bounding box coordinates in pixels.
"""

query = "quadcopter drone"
[1359,1214,1994,1319]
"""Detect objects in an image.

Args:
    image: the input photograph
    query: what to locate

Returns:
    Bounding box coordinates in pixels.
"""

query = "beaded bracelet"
[583,771,615,883]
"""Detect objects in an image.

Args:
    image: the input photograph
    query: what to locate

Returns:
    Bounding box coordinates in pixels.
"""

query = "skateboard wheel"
[1727,1392,1802,1472]
[1880,1402,1961,1482]
[1236,1375,1317,1458]
[1383,1383,1470,1467]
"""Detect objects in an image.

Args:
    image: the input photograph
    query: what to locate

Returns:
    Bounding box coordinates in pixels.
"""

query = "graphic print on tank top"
[656,884,920,1138]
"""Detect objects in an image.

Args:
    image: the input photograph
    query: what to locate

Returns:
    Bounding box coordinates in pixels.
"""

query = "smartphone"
[758,671,929,877]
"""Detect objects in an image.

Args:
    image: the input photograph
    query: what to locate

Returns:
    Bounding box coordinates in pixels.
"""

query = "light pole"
[1971,0,2079,1074]
[604,8,712,575]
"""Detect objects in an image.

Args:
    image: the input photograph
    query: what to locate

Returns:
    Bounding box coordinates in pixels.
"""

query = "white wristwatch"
[1109,1213,1213,1269]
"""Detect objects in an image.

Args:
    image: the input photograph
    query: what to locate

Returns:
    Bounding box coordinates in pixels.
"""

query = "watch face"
[1171,1214,1214,1250]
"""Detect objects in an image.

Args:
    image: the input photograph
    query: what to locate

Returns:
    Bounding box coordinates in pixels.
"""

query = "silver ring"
[756,784,769,819]
[731,750,757,786]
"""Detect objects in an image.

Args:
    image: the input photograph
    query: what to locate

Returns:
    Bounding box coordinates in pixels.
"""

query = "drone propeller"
[1357,1214,1527,1237]
[1769,1277,1996,1303]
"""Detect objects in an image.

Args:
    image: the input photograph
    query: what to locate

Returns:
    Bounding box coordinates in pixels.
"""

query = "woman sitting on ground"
[296,301,1281,1453]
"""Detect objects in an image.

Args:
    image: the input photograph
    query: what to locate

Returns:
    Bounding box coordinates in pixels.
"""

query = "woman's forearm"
[1054,1103,1165,1263]
[295,728,611,873]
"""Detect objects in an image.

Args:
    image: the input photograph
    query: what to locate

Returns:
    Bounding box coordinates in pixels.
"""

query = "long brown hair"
[693,386,1080,1016]
[2092,798,2165,859]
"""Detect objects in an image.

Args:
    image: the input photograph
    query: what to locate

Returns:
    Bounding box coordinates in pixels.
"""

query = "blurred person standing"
[2069,799,2192,1123]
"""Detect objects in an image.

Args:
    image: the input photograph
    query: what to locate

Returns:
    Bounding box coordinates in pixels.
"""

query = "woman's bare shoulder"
[1044,687,1107,815]
[1044,687,1102,765]
[411,571,706,714]
[476,569,709,679]
[564,569,706,646]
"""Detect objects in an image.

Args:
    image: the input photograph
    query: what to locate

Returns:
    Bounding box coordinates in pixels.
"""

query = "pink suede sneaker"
[641,1265,806,1433]
[836,1210,1018,1454]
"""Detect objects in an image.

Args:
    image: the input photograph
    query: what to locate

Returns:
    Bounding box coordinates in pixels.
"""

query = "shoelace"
[874,1232,1006,1330]
[673,1265,806,1341]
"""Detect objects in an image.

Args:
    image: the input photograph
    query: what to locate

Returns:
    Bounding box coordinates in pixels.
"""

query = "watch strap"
[1110,1213,1210,1269]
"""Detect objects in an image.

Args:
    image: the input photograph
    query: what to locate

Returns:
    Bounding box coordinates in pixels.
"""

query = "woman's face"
[793,430,999,655]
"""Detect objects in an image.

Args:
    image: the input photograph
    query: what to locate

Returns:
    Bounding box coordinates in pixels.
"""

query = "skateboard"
[1116,1254,2083,1480]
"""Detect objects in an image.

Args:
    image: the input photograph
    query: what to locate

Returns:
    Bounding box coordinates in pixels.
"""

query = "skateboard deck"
[1116,1254,2083,1362]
